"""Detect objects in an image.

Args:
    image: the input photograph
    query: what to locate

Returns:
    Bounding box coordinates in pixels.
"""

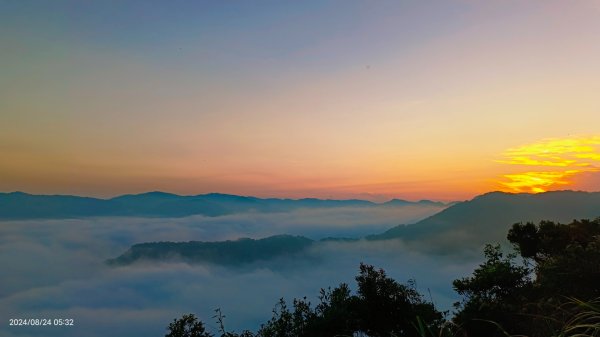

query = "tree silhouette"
[256,263,443,337]
[452,244,531,336]
[166,313,213,337]
[454,218,600,337]
[355,263,442,337]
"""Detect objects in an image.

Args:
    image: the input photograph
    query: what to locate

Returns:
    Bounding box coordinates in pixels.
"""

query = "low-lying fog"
[0,205,484,337]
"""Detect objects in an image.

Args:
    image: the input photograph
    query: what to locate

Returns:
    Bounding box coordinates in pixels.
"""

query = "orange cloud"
[500,170,580,193]
[496,136,600,193]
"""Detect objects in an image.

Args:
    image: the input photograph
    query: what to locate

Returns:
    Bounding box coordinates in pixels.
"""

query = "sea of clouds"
[0,204,484,337]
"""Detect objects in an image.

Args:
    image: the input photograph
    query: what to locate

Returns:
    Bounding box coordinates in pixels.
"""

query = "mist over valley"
[2,191,599,336]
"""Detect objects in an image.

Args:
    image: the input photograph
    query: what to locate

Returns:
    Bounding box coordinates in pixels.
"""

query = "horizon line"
[1,189,596,204]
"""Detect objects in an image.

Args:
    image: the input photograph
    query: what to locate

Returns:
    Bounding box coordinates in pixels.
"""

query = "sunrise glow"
[2,2,600,200]
[4,4,600,337]
[497,136,600,193]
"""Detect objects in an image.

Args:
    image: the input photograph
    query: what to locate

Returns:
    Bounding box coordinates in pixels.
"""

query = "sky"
[2,0,600,201]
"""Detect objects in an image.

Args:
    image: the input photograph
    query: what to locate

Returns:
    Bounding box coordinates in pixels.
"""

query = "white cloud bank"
[0,205,484,337]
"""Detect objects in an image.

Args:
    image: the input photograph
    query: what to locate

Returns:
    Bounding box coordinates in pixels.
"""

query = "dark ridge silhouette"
[367,190,600,251]
[107,234,315,266]
[382,198,446,207]
[0,191,446,219]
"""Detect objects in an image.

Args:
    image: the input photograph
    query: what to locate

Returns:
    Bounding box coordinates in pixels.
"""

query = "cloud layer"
[0,205,484,337]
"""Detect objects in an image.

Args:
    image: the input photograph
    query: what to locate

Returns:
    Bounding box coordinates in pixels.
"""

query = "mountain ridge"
[107,234,315,266]
[0,191,449,219]
[107,190,600,265]
[367,190,600,252]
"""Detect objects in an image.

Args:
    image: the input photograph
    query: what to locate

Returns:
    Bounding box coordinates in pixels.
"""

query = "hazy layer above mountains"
[0,191,447,219]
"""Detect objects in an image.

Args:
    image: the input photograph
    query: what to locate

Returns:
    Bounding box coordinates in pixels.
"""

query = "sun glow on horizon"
[497,136,600,193]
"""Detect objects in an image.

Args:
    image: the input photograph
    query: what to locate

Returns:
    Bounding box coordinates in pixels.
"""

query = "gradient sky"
[2,0,600,201]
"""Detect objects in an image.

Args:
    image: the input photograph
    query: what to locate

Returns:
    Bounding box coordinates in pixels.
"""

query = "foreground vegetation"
[165,218,600,337]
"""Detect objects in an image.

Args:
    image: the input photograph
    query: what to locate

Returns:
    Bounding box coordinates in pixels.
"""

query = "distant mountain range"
[0,191,446,219]
[108,190,600,266]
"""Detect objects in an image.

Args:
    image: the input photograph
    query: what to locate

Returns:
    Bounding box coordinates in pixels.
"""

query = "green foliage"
[452,244,532,336]
[354,263,443,337]
[312,284,358,335]
[509,219,600,300]
[557,298,600,337]
[166,314,213,337]
[256,263,443,337]
[413,316,464,337]
[256,297,318,337]
[256,283,358,337]
[454,218,600,337]
[453,244,531,302]
[168,311,256,337]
